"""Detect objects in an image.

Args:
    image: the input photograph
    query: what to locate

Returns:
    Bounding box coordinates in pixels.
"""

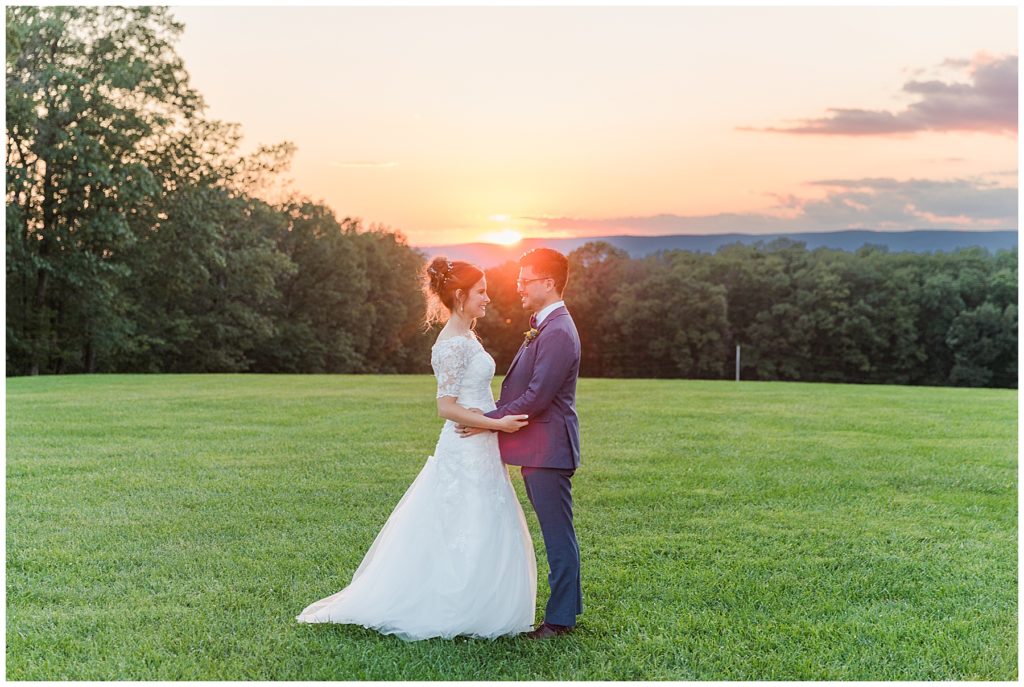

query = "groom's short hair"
[520,248,569,295]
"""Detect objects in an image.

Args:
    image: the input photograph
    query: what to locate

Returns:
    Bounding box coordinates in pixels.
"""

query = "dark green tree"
[6,6,203,374]
[609,253,728,378]
[349,227,432,374]
[947,301,1016,387]
[565,242,630,377]
[113,120,297,373]
[251,201,366,373]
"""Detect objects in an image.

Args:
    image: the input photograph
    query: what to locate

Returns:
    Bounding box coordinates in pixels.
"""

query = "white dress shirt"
[534,300,565,327]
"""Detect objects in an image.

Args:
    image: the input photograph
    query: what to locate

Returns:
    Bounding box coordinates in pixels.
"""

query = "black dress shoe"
[526,622,574,639]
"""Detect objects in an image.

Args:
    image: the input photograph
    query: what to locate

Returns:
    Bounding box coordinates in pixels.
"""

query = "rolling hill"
[417,229,1018,267]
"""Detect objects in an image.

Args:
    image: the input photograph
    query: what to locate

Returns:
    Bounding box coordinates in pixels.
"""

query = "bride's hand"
[456,424,487,438]
[496,414,529,433]
[456,408,487,438]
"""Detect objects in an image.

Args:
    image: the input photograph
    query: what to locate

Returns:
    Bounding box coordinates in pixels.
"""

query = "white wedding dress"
[296,332,537,640]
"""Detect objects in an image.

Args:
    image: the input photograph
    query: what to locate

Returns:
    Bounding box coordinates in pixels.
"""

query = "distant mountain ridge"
[417,230,1018,267]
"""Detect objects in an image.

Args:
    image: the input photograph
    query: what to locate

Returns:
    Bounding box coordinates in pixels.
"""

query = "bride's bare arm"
[436,397,528,433]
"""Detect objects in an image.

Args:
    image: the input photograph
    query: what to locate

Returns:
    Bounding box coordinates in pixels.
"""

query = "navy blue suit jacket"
[485,306,581,469]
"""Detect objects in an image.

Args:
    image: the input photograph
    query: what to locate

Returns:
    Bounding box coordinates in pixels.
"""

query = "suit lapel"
[504,307,568,378]
[505,342,528,378]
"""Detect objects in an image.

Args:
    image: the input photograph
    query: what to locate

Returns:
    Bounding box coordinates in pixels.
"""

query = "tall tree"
[252,200,368,373]
[348,227,432,374]
[609,253,728,378]
[6,6,202,374]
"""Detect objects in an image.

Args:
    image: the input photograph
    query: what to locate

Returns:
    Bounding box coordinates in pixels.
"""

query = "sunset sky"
[170,4,1018,246]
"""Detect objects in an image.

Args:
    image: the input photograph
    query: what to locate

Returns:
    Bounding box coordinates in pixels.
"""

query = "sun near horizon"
[478,229,523,246]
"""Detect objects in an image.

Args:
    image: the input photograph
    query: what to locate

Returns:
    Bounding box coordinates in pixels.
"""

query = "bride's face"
[460,277,490,319]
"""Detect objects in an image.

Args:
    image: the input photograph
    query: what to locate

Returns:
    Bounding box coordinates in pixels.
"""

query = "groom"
[456,247,583,639]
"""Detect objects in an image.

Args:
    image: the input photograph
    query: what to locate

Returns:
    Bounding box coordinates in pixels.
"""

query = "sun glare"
[481,230,522,246]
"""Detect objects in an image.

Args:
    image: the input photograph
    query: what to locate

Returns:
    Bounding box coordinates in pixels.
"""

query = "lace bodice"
[429,333,508,521]
[430,333,497,413]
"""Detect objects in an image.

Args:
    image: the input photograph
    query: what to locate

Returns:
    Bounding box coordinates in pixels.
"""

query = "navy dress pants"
[521,466,583,627]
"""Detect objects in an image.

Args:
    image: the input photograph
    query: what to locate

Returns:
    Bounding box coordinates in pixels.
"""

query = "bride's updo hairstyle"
[422,256,485,328]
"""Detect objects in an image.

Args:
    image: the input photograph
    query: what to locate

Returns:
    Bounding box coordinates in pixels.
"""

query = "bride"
[296,257,537,640]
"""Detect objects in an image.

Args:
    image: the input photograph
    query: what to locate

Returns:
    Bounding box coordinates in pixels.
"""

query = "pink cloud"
[741,54,1017,137]
[525,175,1017,234]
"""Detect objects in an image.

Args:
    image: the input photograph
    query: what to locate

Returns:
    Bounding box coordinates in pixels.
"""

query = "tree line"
[6,6,1017,387]
[475,241,1016,388]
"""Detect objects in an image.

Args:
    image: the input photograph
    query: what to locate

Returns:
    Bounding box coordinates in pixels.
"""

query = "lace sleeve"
[431,337,469,398]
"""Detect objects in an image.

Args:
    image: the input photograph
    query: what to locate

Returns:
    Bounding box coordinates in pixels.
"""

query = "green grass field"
[5,374,1017,680]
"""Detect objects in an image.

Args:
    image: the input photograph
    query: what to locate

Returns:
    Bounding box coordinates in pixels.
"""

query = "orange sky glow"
[170,4,1018,246]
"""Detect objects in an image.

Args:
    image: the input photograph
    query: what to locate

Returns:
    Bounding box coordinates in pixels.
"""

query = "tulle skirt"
[296,430,537,641]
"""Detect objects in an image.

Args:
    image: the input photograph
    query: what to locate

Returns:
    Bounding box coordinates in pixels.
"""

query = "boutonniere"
[523,328,540,346]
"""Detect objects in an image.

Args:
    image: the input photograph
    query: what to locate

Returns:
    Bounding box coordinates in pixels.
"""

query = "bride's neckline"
[432,330,479,348]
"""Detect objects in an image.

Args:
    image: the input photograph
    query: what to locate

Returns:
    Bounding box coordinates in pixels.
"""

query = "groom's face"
[517,266,551,313]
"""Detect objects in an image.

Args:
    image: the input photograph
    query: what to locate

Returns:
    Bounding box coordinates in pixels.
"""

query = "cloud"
[523,213,791,235]
[741,54,1017,137]
[803,177,1017,225]
[526,175,1017,235]
[330,161,399,168]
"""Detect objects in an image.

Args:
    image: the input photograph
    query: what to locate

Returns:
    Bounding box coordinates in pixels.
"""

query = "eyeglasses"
[516,277,551,289]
